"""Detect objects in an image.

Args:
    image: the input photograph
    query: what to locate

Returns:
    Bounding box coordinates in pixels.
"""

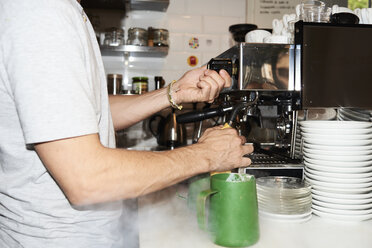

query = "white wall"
[246,0,349,29]
[91,0,247,91]
[246,0,301,28]
[84,0,248,148]
[88,0,351,92]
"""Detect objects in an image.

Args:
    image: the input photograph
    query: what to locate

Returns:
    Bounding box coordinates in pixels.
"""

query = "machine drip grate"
[247,153,298,167]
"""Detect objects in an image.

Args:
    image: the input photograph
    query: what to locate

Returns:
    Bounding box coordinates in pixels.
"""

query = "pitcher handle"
[196,189,218,231]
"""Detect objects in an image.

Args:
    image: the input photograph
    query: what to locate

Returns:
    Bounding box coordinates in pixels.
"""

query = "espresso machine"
[177,21,372,178]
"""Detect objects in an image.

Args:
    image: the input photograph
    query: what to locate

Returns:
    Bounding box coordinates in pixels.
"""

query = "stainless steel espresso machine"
[177,21,372,178]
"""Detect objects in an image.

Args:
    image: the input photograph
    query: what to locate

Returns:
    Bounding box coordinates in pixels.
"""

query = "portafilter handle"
[176,92,259,124]
[176,106,233,124]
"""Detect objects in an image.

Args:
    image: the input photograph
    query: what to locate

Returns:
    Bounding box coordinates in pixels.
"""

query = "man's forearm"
[109,87,170,130]
[90,144,209,203]
[110,66,232,131]
[35,134,210,205]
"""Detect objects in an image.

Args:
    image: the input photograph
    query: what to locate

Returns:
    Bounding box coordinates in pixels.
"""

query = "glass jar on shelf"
[132,77,148,94]
[154,76,165,90]
[107,74,123,95]
[127,27,148,46]
[153,29,169,47]
[103,27,125,46]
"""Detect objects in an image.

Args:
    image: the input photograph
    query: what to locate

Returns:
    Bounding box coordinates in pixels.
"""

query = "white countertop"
[138,184,372,248]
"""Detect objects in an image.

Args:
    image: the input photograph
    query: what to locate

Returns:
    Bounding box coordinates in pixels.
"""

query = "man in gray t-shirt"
[0,0,253,247]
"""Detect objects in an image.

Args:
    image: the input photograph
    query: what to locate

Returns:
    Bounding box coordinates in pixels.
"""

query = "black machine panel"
[296,22,372,109]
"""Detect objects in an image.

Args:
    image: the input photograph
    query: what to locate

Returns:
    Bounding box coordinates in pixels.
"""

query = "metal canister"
[132,77,148,94]
[107,74,123,95]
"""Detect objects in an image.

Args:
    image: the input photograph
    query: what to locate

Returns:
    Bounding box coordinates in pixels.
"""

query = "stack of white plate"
[300,120,372,222]
[337,108,372,122]
[256,176,312,223]
[295,109,338,159]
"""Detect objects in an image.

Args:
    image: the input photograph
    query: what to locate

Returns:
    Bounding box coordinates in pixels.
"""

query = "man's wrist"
[167,80,183,110]
[179,143,212,174]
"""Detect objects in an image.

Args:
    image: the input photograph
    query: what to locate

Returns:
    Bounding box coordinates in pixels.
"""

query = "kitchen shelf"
[100,45,168,57]
[81,0,169,12]
[129,0,169,12]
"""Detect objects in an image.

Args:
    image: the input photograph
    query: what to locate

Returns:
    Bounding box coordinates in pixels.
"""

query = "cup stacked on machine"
[300,120,372,221]
[256,176,312,223]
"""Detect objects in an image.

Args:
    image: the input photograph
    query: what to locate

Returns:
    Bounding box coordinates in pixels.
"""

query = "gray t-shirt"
[0,0,125,247]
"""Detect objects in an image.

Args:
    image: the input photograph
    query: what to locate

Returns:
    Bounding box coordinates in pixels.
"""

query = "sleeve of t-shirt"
[3,3,99,145]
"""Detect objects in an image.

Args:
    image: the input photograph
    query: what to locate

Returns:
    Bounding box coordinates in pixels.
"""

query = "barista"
[0,0,253,247]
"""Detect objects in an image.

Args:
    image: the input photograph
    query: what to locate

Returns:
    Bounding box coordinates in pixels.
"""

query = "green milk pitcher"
[197,173,259,247]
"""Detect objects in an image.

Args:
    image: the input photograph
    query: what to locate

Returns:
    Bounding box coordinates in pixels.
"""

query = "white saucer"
[303,152,372,162]
[312,198,372,210]
[304,171,372,184]
[305,166,372,179]
[311,188,372,200]
[299,120,372,129]
[304,161,372,173]
[259,210,312,223]
[300,127,372,135]
[339,109,370,121]
[312,193,372,205]
[303,143,372,151]
[338,111,369,122]
[337,114,353,121]
[303,137,372,146]
[308,182,372,194]
[304,157,372,167]
[343,108,372,116]
[301,132,372,140]
[303,147,372,156]
[305,176,372,189]
[312,209,372,221]
[312,203,372,215]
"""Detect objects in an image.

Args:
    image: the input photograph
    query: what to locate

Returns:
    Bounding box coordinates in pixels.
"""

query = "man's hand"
[172,66,231,104]
[196,126,254,172]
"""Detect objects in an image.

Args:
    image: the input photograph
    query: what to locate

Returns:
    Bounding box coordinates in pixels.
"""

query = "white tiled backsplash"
[90,0,334,90]
[89,0,247,91]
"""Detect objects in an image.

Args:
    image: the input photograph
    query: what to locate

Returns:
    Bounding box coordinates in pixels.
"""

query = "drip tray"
[245,152,303,167]
[250,153,289,166]
[239,153,304,179]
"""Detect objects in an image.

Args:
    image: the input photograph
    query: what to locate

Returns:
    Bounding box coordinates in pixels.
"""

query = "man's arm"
[109,87,169,130]
[35,65,253,206]
[109,66,230,130]
[35,129,253,206]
